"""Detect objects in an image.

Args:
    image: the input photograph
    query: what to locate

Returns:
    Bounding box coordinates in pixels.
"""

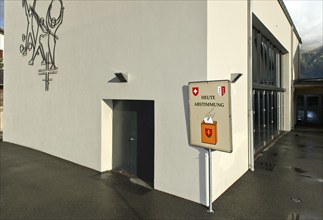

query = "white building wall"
[252,1,291,50]
[5,0,210,204]
[4,0,300,205]
[207,0,249,201]
[282,52,292,130]
[292,33,301,127]
[0,32,4,50]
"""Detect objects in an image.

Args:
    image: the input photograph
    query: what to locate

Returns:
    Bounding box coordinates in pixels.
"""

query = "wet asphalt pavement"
[0,126,322,220]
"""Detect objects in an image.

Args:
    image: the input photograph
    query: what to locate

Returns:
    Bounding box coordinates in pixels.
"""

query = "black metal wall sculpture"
[20,0,64,91]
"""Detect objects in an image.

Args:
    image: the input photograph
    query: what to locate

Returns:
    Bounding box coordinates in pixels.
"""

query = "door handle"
[129,137,135,142]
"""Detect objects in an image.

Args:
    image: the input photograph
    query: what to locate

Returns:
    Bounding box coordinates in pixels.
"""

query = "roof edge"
[278,0,302,44]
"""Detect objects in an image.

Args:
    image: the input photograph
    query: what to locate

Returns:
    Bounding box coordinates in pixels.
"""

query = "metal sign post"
[207,149,214,213]
[188,80,233,213]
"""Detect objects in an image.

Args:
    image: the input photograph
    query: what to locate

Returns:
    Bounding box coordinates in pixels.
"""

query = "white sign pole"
[188,80,232,213]
[207,149,214,213]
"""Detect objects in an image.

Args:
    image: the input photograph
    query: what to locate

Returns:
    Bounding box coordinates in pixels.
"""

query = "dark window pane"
[252,27,282,88]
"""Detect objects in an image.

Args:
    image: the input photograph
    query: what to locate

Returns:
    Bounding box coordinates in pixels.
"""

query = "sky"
[284,0,323,51]
[0,0,3,30]
[0,0,321,50]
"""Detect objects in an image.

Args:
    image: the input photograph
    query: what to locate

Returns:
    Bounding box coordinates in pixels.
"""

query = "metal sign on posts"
[188,80,233,213]
[188,80,232,152]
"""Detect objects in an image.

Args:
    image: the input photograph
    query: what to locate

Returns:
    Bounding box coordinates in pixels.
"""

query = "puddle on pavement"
[296,144,321,149]
[288,167,323,183]
[289,167,307,174]
[256,162,276,172]
[272,152,279,156]
[297,144,307,148]
[299,175,323,183]
[290,197,302,203]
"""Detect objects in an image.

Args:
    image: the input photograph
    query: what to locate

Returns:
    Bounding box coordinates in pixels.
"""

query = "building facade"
[4,0,300,205]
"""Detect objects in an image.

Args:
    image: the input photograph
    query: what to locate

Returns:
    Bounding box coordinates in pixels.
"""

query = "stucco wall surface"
[0,34,4,50]
[207,0,249,202]
[5,0,211,204]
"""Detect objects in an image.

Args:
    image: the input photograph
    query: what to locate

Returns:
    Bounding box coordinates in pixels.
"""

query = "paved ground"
[1,126,322,220]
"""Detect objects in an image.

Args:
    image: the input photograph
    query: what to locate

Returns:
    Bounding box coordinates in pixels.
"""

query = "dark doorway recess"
[112,100,154,187]
[297,95,323,125]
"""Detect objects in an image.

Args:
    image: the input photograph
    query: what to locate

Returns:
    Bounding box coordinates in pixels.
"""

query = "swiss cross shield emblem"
[217,86,225,96]
[205,128,212,138]
[192,87,199,96]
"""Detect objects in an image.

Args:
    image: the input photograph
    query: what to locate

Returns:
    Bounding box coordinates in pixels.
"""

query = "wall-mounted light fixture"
[114,72,128,82]
[231,73,243,83]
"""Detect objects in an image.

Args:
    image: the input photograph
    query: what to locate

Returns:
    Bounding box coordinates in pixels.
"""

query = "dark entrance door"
[112,100,154,186]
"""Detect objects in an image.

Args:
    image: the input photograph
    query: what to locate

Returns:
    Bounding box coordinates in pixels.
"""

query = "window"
[252,27,284,151]
[252,28,282,88]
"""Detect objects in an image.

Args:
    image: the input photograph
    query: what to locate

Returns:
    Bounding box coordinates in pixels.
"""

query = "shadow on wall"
[182,85,207,205]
